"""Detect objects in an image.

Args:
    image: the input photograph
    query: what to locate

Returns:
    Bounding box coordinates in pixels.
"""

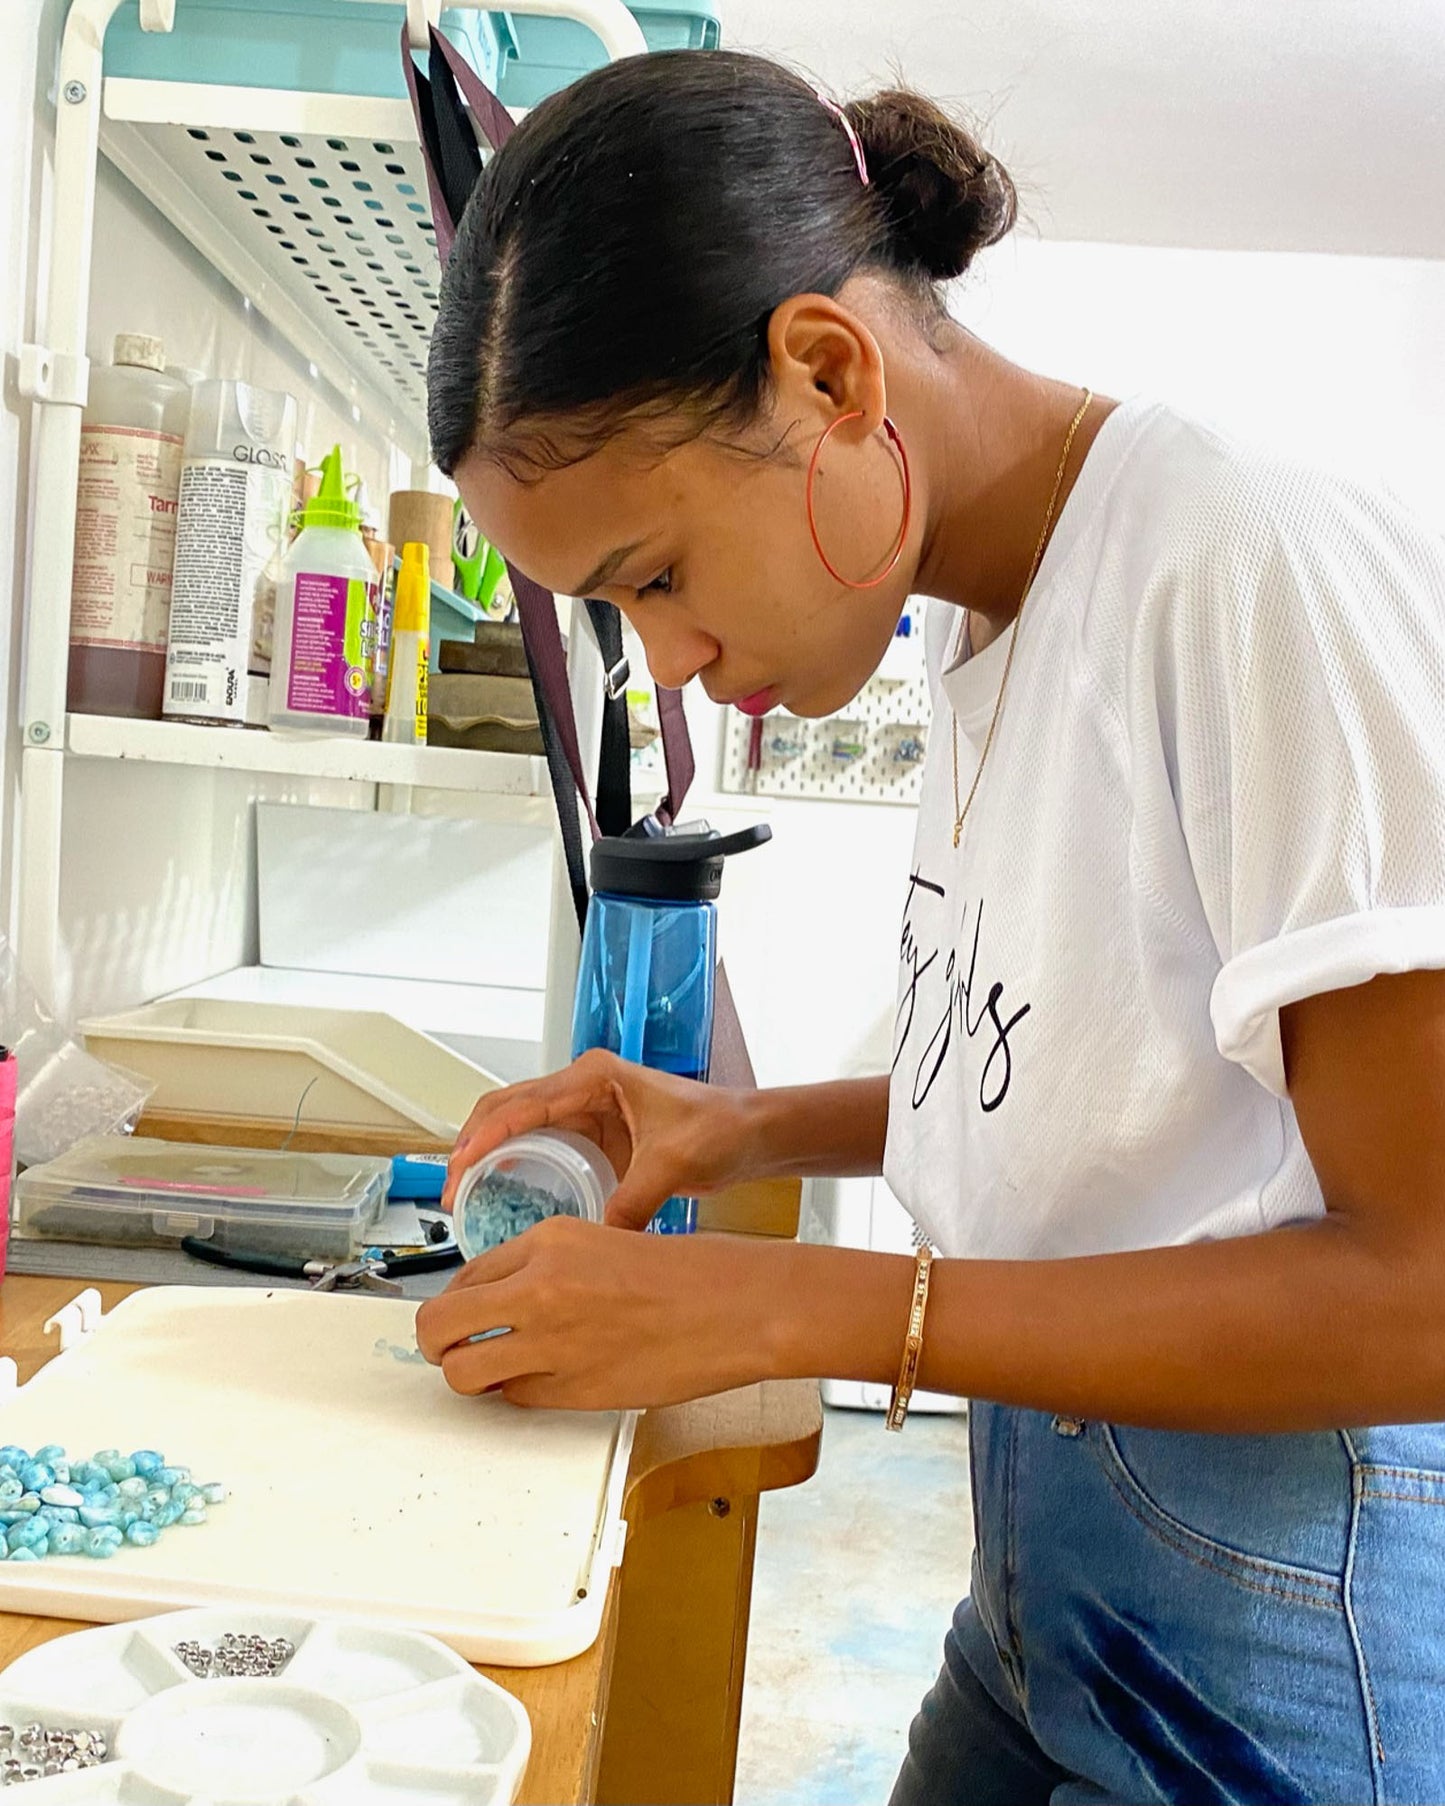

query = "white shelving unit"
[18,0,648,1069]
[66,712,549,796]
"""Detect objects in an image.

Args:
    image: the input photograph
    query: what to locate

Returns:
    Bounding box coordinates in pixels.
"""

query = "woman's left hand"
[414,1217,789,1411]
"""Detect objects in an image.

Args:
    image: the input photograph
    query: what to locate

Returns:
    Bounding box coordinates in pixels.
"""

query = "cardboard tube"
[387,490,455,590]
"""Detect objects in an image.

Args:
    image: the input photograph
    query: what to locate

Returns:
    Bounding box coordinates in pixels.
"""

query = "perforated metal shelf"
[100,83,452,461]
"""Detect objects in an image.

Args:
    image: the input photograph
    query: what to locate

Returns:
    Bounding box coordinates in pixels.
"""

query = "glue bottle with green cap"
[268,444,378,737]
[382,542,430,745]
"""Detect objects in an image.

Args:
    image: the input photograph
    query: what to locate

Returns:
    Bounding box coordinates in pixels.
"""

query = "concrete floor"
[735,1404,974,1806]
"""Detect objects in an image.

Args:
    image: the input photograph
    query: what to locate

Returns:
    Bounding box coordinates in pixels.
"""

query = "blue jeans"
[891,1402,1445,1805]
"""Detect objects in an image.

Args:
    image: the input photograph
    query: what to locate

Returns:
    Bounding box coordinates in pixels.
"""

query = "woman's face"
[452,295,919,718]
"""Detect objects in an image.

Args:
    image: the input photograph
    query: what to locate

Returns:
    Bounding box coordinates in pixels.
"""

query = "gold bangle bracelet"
[886,1245,935,1432]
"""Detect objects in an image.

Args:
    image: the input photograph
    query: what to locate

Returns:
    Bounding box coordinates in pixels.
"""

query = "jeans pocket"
[1091,1421,1344,1609]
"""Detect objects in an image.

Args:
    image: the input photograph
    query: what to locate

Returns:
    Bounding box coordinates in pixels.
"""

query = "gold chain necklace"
[950,388,1094,848]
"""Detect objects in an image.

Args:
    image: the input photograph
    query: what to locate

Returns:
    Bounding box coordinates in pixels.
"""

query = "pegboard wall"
[718,630,933,806]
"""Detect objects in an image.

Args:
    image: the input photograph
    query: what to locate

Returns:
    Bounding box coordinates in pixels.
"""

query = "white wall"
[964,235,1445,529]
[696,235,1445,1088]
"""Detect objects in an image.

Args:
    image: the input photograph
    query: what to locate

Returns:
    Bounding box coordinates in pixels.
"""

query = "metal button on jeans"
[1051,1415,1085,1437]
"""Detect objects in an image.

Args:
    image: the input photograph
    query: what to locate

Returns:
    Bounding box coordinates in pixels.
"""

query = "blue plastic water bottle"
[570,818,770,1234]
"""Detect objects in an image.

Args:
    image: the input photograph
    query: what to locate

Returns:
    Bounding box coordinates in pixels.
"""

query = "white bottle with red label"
[68,334,191,719]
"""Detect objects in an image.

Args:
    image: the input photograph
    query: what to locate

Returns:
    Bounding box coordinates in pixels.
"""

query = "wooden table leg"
[595,1491,760,1806]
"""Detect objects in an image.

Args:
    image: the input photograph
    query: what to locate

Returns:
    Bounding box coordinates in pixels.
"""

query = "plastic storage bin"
[452,1128,614,1258]
[13,1136,390,1257]
[103,0,503,100]
[80,998,500,1141]
[491,2,721,107]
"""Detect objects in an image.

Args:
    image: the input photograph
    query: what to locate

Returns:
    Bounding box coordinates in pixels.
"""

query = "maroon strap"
[402,24,753,1086]
[653,688,693,826]
[402,22,695,832]
[508,567,600,840]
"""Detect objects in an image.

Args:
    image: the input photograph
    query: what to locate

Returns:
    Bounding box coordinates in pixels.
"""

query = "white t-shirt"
[881,395,1445,1259]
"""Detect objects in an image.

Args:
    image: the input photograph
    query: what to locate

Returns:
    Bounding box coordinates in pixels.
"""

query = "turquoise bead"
[0,1443,221,1563]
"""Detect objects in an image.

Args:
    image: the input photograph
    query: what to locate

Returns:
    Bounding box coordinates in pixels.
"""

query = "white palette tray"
[0,1607,530,1803]
[0,1290,633,1666]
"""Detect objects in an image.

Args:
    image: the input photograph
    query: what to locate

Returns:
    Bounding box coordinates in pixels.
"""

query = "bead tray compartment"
[0,1607,530,1802]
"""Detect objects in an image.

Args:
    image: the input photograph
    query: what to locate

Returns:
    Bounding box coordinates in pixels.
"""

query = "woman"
[415,48,1445,1803]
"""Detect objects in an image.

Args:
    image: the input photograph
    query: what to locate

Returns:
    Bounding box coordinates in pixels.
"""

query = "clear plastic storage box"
[13,1136,390,1259]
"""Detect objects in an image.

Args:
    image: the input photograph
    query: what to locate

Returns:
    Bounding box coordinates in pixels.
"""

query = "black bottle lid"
[589,817,772,902]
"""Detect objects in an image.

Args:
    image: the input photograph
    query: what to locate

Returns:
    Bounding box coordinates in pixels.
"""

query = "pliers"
[181,1239,462,1295]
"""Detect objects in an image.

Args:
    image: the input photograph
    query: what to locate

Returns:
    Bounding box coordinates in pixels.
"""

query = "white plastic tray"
[0,1290,634,1666]
[80,1000,501,1141]
[0,1607,530,1803]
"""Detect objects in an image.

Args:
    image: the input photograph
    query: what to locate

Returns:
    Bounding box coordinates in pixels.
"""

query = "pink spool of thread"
[0,1046,14,1284]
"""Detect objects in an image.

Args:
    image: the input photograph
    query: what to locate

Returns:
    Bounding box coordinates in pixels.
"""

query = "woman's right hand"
[444,1048,761,1231]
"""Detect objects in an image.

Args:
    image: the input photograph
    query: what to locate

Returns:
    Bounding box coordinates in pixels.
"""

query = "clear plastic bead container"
[452,1129,615,1260]
[12,1137,389,1259]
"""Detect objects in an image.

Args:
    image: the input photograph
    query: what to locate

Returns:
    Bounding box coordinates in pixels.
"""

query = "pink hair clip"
[816,89,869,187]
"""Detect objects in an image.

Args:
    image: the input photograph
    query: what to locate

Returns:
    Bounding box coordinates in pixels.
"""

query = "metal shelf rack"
[18,0,648,1067]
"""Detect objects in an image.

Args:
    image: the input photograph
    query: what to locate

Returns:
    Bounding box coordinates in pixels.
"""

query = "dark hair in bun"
[848,90,1017,283]
[431,49,1017,475]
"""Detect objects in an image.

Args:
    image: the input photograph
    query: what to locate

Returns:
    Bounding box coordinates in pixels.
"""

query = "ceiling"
[718,0,1445,259]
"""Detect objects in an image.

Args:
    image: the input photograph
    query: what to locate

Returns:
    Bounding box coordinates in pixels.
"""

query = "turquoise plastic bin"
[101,1,720,107]
[103,0,502,97]
[491,3,721,109]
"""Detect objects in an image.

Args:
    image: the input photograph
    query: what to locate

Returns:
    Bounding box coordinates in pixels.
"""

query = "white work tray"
[0,1606,531,1803]
[0,1289,633,1666]
[80,999,501,1142]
